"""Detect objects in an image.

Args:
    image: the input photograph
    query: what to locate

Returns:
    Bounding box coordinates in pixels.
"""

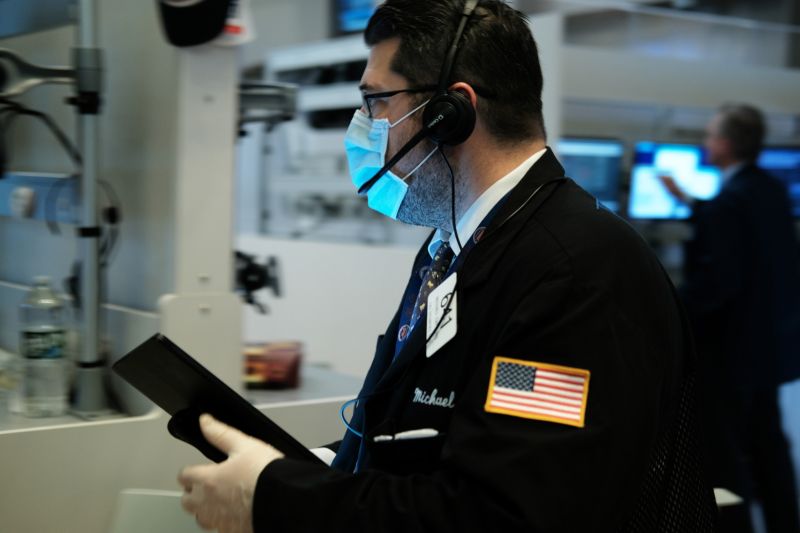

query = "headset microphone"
[356,105,457,195]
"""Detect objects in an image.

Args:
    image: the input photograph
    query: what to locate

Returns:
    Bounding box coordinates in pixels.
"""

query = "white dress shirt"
[721,162,745,186]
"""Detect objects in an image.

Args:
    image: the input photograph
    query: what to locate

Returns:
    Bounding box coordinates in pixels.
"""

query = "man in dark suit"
[664,104,800,533]
[176,2,716,531]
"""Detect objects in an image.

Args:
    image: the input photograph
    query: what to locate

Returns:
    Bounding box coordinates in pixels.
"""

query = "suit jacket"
[252,149,716,532]
[682,164,800,388]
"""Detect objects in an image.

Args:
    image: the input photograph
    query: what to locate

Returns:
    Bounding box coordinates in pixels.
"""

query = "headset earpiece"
[423,0,479,147]
[423,90,475,146]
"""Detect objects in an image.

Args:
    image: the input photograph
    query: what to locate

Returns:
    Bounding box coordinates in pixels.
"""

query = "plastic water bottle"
[19,276,68,417]
[0,349,17,424]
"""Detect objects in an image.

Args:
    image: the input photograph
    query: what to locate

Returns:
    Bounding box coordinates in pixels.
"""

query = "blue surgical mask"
[344,102,437,219]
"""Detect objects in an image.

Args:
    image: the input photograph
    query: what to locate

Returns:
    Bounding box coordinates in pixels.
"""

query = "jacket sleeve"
[251,269,675,533]
[681,195,745,317]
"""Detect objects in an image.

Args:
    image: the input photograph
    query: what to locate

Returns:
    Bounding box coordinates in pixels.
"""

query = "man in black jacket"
[666,104,800,533]
[178,2,716,531]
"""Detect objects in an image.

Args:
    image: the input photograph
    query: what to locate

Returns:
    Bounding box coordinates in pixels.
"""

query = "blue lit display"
[628,142,721,220]
[335,0,377,34]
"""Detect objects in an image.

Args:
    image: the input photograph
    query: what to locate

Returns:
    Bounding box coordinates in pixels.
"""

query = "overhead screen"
[759,147,800,218]
[628,142,721,220]
[333,0,378,35]
[557,138,623,213]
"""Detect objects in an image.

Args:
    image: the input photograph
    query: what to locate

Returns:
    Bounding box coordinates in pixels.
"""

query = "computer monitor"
[332,0,377,35]
[758,146,800,217]
[628,142,722,220]
[557,138,623,213]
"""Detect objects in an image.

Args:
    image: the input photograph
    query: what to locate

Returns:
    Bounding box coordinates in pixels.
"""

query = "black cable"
[487,178,567,239]
[440,147,464,252]
[6,110,82,167]
[0,97,82,168]
[97,179,122,267]
[0,105,19,179]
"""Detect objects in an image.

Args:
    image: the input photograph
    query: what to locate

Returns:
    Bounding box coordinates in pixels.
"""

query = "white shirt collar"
[721,162,745,184]
[428,148,547,259]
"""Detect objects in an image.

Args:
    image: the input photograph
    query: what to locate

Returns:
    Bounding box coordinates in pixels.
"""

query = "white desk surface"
[0,363,362,434]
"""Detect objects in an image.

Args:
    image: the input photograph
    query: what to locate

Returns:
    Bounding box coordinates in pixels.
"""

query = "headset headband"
[436,0,479,95]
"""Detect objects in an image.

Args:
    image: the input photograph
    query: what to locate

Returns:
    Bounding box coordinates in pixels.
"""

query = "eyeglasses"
[361,85,437,118]
[361,84,498,118]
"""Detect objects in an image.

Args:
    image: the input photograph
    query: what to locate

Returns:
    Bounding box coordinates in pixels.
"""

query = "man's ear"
[449,82,478,108]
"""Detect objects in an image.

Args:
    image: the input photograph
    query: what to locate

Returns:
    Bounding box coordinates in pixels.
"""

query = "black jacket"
[253,149,716,532]
[683,164,800,388]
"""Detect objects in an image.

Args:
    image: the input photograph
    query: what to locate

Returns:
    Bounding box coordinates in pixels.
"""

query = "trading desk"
[0,363,361,533]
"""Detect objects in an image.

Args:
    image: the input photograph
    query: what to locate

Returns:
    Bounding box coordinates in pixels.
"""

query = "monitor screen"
[758,146,800,217]
[333,0,377,35]
[557,138,623,213]
[628,142,721,219]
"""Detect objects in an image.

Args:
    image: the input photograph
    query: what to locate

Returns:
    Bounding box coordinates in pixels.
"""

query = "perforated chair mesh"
[620,372,718,532]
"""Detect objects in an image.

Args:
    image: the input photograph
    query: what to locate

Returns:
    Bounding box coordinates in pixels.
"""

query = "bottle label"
[22,359,67,417]
[21,330,65,359]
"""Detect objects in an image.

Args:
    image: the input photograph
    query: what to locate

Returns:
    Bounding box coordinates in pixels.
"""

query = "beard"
[395,142,467,231]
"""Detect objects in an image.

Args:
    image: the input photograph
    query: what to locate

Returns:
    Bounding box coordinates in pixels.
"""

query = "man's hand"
[658,174,690,204]
[178,414,284,533]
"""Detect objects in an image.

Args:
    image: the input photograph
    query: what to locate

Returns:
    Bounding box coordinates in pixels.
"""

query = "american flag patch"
[484,357,590,428]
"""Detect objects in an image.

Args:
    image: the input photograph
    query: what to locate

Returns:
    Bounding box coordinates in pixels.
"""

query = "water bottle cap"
[33,276,51,286]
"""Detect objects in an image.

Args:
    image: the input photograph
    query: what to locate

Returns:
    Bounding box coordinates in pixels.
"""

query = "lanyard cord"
[440,147,464,252]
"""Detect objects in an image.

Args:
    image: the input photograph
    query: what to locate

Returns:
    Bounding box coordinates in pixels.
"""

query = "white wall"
[237,234,420,377]
[531,12,564,144]
[241,0,332,70]
[562,44,800,116]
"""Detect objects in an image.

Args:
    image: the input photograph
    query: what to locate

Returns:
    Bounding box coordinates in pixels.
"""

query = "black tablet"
[112,333,324,465]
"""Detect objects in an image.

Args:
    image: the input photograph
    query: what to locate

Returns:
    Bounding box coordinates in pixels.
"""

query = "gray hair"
[716,103,766,162]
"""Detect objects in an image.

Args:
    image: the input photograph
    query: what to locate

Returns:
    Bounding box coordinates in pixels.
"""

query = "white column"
[529,11,564,145]
[159,45,242,391]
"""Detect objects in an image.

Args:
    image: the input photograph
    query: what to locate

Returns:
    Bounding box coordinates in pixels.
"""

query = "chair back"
[108,489,203,533]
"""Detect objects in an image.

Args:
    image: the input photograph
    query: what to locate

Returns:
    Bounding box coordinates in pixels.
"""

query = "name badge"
[426,273,457,358]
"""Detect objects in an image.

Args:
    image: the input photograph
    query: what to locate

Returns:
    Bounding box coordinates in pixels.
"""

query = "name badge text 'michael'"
[413,387,455,408]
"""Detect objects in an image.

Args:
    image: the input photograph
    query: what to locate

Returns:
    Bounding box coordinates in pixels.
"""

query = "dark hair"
[716,103,766,162]
[364,0,546,145]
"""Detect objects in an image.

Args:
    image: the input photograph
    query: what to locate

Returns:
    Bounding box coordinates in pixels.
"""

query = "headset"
[357,0,480,195]
[423,0,479,146]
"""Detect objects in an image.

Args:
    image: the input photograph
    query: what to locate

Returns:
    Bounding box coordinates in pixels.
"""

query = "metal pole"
[72,0,108,417]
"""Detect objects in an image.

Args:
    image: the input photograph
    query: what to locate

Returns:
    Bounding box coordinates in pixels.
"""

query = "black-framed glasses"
[361,84,499,118]
[361,85,437,118]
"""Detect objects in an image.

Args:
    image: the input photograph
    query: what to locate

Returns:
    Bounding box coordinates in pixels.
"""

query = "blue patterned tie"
[410,240,455,329]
